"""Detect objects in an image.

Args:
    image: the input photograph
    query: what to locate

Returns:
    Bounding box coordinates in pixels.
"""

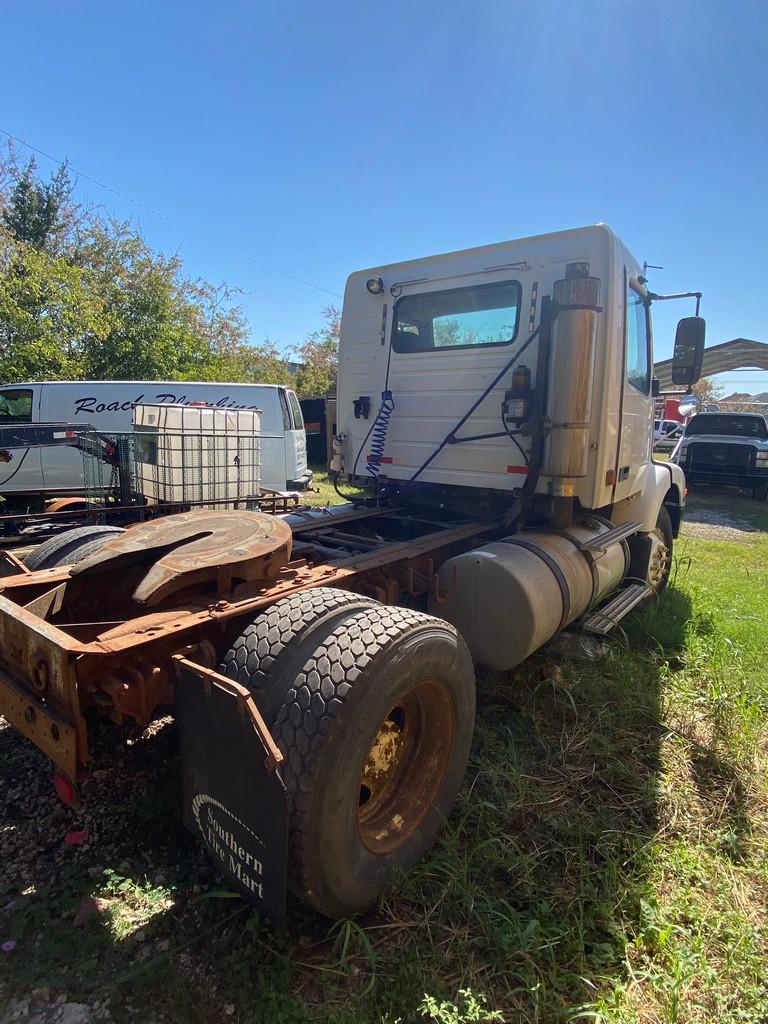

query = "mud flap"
[173,656,288,924]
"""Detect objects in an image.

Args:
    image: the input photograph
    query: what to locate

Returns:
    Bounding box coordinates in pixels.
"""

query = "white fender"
[611,460,685,534]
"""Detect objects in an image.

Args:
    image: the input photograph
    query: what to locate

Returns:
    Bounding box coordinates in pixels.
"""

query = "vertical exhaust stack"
[543,262,601,496]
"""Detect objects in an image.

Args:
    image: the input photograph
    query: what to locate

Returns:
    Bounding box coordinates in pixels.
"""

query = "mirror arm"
[647,290,702,316]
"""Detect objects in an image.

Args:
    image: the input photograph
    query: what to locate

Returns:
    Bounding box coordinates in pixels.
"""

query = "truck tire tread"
[25,525,126,570]
[219,587,378,720]
[273,604,475,917]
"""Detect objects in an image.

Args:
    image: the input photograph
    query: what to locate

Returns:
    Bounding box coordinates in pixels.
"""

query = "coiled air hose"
[365,391,395,479]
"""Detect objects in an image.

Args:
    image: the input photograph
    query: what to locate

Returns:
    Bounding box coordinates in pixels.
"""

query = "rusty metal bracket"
[0,664,78,779]
[172,655,283,771]
[0,550,31,578]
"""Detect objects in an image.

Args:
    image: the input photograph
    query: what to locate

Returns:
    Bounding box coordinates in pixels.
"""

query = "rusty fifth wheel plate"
[71,509,292,607]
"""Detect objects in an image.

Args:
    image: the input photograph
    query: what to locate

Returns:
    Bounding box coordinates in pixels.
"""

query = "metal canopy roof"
[654,338,768,391]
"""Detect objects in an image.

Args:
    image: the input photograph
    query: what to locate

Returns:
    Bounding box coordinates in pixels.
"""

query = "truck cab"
[336,224,690,530]
[332,225,703,658]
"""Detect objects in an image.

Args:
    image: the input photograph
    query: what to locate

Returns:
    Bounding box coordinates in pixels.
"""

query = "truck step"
[580,582,653,635]
[579,520,642,554]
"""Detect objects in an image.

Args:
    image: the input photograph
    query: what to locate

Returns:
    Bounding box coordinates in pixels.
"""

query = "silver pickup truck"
[672,411,768,500]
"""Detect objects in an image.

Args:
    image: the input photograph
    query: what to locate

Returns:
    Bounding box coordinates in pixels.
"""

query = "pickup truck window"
[686,414,768,438]
[626,284,651,394]
[0,388,33,423]
[393,280,521,354]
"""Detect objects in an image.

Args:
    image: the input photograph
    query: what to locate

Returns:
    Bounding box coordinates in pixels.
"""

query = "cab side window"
[626,284,651,393]
[0,389,33,423]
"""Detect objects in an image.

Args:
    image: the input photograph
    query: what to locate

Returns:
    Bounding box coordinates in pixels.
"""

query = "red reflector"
[379,456,393,464]
[506,465,528,475]
[53,771,75,806]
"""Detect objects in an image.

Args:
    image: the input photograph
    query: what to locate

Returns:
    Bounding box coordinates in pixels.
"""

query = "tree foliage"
[691,376,723,407]
[0,147,338,396]
[1,158,74,251]
[292,306,340,396]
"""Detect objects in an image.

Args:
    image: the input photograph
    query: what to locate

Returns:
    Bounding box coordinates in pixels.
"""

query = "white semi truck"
[0,224,704,922]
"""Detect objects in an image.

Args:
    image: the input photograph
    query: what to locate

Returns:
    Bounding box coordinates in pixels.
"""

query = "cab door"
[614,276,653,502]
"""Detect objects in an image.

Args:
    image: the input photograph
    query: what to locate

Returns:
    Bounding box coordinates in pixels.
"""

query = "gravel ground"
[681,505,759,541]
[0,715,219,1024]
[1,998,108,1024]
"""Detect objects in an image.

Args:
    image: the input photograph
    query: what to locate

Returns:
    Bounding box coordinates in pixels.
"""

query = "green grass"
[1,480,767,1023]
[305,464,367,505]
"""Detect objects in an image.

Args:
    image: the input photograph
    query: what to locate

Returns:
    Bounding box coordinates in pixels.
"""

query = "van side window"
[287,390,304,430]
[278,389,292,430]
[0,389,33,423]
[626,284,651,393]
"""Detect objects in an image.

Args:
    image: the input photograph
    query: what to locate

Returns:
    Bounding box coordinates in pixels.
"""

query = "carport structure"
[655,338,768,391]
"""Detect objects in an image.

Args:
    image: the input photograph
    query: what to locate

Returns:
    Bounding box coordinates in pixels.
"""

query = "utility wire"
[0,127,342,299]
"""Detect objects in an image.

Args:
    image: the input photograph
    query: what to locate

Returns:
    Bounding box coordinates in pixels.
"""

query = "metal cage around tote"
[81,429,262,511]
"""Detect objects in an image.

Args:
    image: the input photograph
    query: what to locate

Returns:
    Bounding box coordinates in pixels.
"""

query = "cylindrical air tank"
[543,263,601,485]
[428,519,628,670]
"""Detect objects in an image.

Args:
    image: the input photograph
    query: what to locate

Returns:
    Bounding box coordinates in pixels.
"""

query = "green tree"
[692,376,723,407]
[1,159,74,251]
[78,225,211,380]
[293,306,339,396]
[0,152,302,388]
[0,227,109,381]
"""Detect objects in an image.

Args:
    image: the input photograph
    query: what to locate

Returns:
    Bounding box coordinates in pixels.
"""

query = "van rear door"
[0,386,44,494]
[282,389,311,489]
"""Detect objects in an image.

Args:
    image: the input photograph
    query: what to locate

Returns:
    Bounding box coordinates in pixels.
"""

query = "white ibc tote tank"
[132,403,261,508]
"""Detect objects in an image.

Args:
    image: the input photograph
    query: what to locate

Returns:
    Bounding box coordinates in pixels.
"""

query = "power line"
[0,127,342,299]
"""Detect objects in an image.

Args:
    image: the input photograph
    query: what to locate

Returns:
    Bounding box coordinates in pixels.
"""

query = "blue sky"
[3,0,767,392]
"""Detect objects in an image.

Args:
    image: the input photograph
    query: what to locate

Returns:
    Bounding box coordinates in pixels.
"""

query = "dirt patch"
[681,506,759,541]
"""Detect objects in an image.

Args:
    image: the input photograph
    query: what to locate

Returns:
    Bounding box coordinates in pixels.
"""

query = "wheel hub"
[648,526,670,589]
[361,717,404,789]
[357,680,454,855]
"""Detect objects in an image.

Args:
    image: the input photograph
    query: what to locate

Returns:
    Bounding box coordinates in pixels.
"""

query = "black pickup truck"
[672,412,768,500]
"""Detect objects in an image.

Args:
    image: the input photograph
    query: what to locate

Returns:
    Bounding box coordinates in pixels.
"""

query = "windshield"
[0,389,33,423]
[686,414,768,439]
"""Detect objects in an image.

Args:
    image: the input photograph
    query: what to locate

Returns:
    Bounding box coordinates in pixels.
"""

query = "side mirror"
[671,316,705,387]
[678,394,700,418]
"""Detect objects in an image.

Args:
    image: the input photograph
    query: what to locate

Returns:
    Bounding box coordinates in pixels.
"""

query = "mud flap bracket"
[173,655,288,924]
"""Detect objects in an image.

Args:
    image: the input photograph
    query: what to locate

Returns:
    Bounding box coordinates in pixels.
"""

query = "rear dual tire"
[221,589,476,918]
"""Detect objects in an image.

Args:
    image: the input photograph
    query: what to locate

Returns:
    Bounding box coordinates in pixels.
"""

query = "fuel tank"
[429,519,628,670]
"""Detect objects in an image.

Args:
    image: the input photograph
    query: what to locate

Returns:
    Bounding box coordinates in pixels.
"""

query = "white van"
[0,381,311,497]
